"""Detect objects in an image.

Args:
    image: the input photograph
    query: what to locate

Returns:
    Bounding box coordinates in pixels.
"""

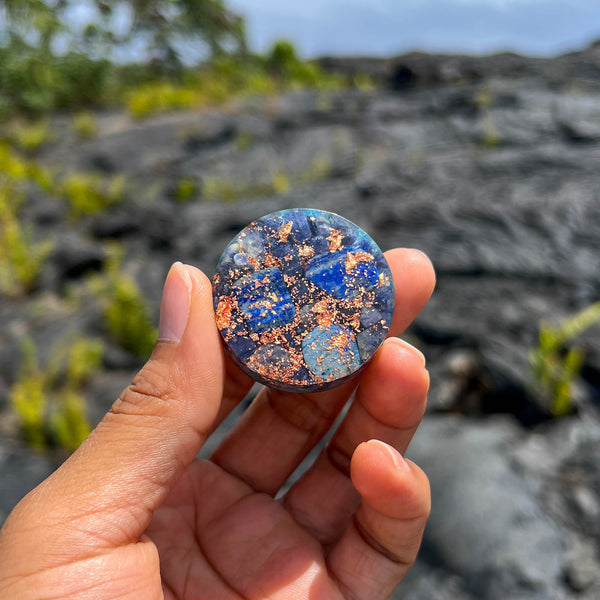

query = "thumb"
[13,262,225,546]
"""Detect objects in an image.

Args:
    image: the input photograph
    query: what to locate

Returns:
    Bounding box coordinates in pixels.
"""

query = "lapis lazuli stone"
[305,246,380,300]
[212,208,395,392]
[234,268,295,333]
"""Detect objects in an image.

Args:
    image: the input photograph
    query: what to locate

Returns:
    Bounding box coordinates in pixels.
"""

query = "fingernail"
[368,439,410,472]
[158,262,191,343]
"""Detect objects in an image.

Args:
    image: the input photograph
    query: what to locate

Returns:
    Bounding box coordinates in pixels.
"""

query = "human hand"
[0,248,435,600]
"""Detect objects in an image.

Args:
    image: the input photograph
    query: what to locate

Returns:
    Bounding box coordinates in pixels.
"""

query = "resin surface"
[212,208,395,392]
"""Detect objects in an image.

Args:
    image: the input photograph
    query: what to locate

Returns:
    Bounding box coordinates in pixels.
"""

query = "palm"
[149,459,335,599]
[143,332,430,599]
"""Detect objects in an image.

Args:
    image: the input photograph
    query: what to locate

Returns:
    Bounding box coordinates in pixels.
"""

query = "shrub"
[234,131,254,152]
[265,41,299,76]
[0,142,54,190]
[201,156,331,203]
[9,338,47,448]
[271,170,290,195]
[50,389,92,451]
[9,335,100,450]
[125,44,345,119]
[480,116,501,148]
[91,246,157,358]
[201,174,280,202]
[0,182,54,297]
[65,336,105,388]
[8,120,55,153]
[104,276,157,357]
[202,175,239,202]
[297,155,332,184]
[353,73,375,91]
[72,111,98,140]
[174,176,198,202]
[0,44,114,117]
[53,54,114,109]
[530,302,600,416]
[60,172,125,217]
[474,87,494,109]
[127,82,200,118]
[264,40,343,89]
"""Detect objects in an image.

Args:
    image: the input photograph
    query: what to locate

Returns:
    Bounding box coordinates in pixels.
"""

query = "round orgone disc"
[212,208,395,392]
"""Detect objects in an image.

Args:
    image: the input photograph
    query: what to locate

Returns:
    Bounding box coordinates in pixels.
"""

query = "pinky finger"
[326,440,430,600]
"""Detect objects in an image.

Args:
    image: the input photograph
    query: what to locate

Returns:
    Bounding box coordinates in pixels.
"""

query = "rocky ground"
[1,41,600,598]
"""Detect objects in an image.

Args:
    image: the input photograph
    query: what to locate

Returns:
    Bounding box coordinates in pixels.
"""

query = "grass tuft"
[9,338,47,448]
[60,172,125,218]
[9,335,101,451]
[0,181,54,297]
[72,111,99,140]
[174,176,198,202]
[8,120,55,153]
[0,142,54,189]
[530,302,600,416]
[90,245,157,358]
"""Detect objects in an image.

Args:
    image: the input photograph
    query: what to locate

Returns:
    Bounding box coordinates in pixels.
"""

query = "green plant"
[480,116,501,149]
[50,389,92,451]
[0,182,54,297]
[353,72,375,91]
[296,155,333,185]
[127,81,200,118]
[9,338,47,448]
[125,44,346,120]
[0,0,246,119]
[265,40,299,75]
[91,246,157,358]
[174,176,198,202]
[201,155,332,203]
[530,302,600,416]
[474,87,494,109]
[0,42,114,117]
[60,172,125,217]
[72,111,98,140]
[9,335,100,450]
[9,119,55,152]
[234,131,254,152]
[202,175,238,202]
[271,170,290,195]
[0,142,53,189]
[263,40,341,89]
[65,336,105,387]
[201,173,283,202]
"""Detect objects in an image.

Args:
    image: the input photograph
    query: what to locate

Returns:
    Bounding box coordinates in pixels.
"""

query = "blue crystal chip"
[212,208,395,392]
[305,246,380,300]
[302,324,361,380]
[234,268,295,333]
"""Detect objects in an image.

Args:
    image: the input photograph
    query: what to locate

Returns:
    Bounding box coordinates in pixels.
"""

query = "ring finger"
[281,336,429,547]
[209,249,435,495]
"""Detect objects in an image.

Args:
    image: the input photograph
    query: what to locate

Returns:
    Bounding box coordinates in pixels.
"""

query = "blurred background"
[0,1,599,598]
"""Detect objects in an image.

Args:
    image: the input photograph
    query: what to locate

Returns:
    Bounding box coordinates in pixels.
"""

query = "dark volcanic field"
[2,43,600,598]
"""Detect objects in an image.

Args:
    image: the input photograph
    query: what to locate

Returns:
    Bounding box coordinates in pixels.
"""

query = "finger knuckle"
[114,361,180,418]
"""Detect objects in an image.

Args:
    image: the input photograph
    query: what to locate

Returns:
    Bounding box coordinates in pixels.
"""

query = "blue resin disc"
[212,208,395,392]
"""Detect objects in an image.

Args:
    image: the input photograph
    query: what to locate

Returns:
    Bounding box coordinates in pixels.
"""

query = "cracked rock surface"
[2,42,600,599]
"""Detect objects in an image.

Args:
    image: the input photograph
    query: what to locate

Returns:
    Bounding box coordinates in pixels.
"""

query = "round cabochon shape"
[212,208,395,392]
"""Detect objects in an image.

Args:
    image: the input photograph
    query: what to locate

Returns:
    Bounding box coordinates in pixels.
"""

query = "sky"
[228,0,600,58]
